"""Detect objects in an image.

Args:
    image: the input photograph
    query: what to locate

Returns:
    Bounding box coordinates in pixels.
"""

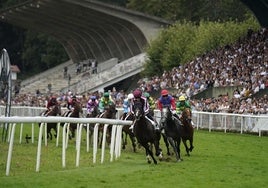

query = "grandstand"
[19,53,146,94]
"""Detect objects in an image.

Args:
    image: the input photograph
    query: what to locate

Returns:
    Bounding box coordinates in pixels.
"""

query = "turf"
[0,126,267,188]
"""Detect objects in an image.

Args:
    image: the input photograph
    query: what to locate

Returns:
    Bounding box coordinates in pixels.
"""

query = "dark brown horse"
[180,107,194,156]
[86,105,100,118]
[61,101,82,139]
[132,101,163,164]
[98,103,117,147]
[120,112,137,152]
[85,105,100,141]
[161,106,182,162]
[40,104,61,140]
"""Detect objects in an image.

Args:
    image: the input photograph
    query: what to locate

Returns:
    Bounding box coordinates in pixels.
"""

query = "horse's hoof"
[158,152,163,159]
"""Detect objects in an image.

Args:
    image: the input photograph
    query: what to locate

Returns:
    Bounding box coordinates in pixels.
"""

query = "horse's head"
[181,108,192,125]
[161,106,172,121]
[47,104,61,116]
[72,101,83,116]
[92,106,100,117]
[133,102,143,121]
[54,104,62,116]
[102,103,117,119]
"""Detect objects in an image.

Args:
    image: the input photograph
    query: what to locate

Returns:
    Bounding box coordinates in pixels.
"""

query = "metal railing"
[1,105,268,136]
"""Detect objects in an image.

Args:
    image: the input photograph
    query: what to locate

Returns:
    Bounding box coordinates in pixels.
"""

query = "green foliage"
[143,16,260,77]
[127,0,250,22]
[21,31,68,77]
[97,0,128,6]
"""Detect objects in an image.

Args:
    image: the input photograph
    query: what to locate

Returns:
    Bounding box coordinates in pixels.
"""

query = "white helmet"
[127,93,134,100]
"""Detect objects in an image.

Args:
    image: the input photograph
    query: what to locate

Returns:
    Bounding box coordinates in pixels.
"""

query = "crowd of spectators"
[137,28,268,98]
[1,28,267,115]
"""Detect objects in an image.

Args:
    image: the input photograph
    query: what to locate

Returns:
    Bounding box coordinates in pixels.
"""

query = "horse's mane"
[181,107,192,127]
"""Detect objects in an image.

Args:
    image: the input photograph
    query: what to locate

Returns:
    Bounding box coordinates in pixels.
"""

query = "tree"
[127,0,250,22]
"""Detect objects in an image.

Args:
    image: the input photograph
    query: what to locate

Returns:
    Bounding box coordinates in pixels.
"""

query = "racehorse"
[86,105,99,118]
[85,106,100,141]
[39,104,61,140]
[180,107,194,156]
[61,101,83,139]
[120,112,137,152]
[132,101,163,164]
[98,103,117,147]
[161,106,183,162]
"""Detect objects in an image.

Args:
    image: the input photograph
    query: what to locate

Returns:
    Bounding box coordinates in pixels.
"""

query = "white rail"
[0,116,132,176]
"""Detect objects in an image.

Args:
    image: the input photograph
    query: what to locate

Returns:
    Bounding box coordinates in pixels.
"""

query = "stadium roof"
[0,0,169,64]
[0,0,267,64]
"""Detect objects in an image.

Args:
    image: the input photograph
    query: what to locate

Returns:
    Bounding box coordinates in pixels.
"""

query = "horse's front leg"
[47,131,52,140]
[162,133,171,156]
[189,138,194,152]
[122,132,127,150]
[168,137,181,162]
[143,142,157,164]
[175,139,182,162]
[182,139,190,156]
[130,135,137,152]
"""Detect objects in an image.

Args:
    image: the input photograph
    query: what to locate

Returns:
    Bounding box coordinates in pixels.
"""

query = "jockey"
[98,92,114,113]
[67,95,78,110]
[86,95,99,115]
[176,95,195,127]
[176,95,191,115]
[143,92,157,122]
[157,89,179,124]
[130,89,158,130]
[122,93,134,120]
[46,96,58,111]
[144,92,156,111]
[157,89,176,112]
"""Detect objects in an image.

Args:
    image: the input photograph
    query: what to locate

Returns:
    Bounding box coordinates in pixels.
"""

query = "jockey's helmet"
[127,93,134,100]
[161,89,169,96]
[133,89,142,98]
[90,96,96,100]
[103,92,109,98]
[144,92,150,98]
[179,95,186,101]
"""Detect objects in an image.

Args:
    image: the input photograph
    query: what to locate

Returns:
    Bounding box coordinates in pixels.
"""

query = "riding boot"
[145,115,159,130]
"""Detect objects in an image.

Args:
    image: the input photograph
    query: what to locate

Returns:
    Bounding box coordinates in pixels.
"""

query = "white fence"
[1,106,268,135]
[0,114,132,176]
[1,106,268,176]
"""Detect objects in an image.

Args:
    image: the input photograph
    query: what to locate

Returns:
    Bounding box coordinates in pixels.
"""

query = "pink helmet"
[133,89,142,98]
